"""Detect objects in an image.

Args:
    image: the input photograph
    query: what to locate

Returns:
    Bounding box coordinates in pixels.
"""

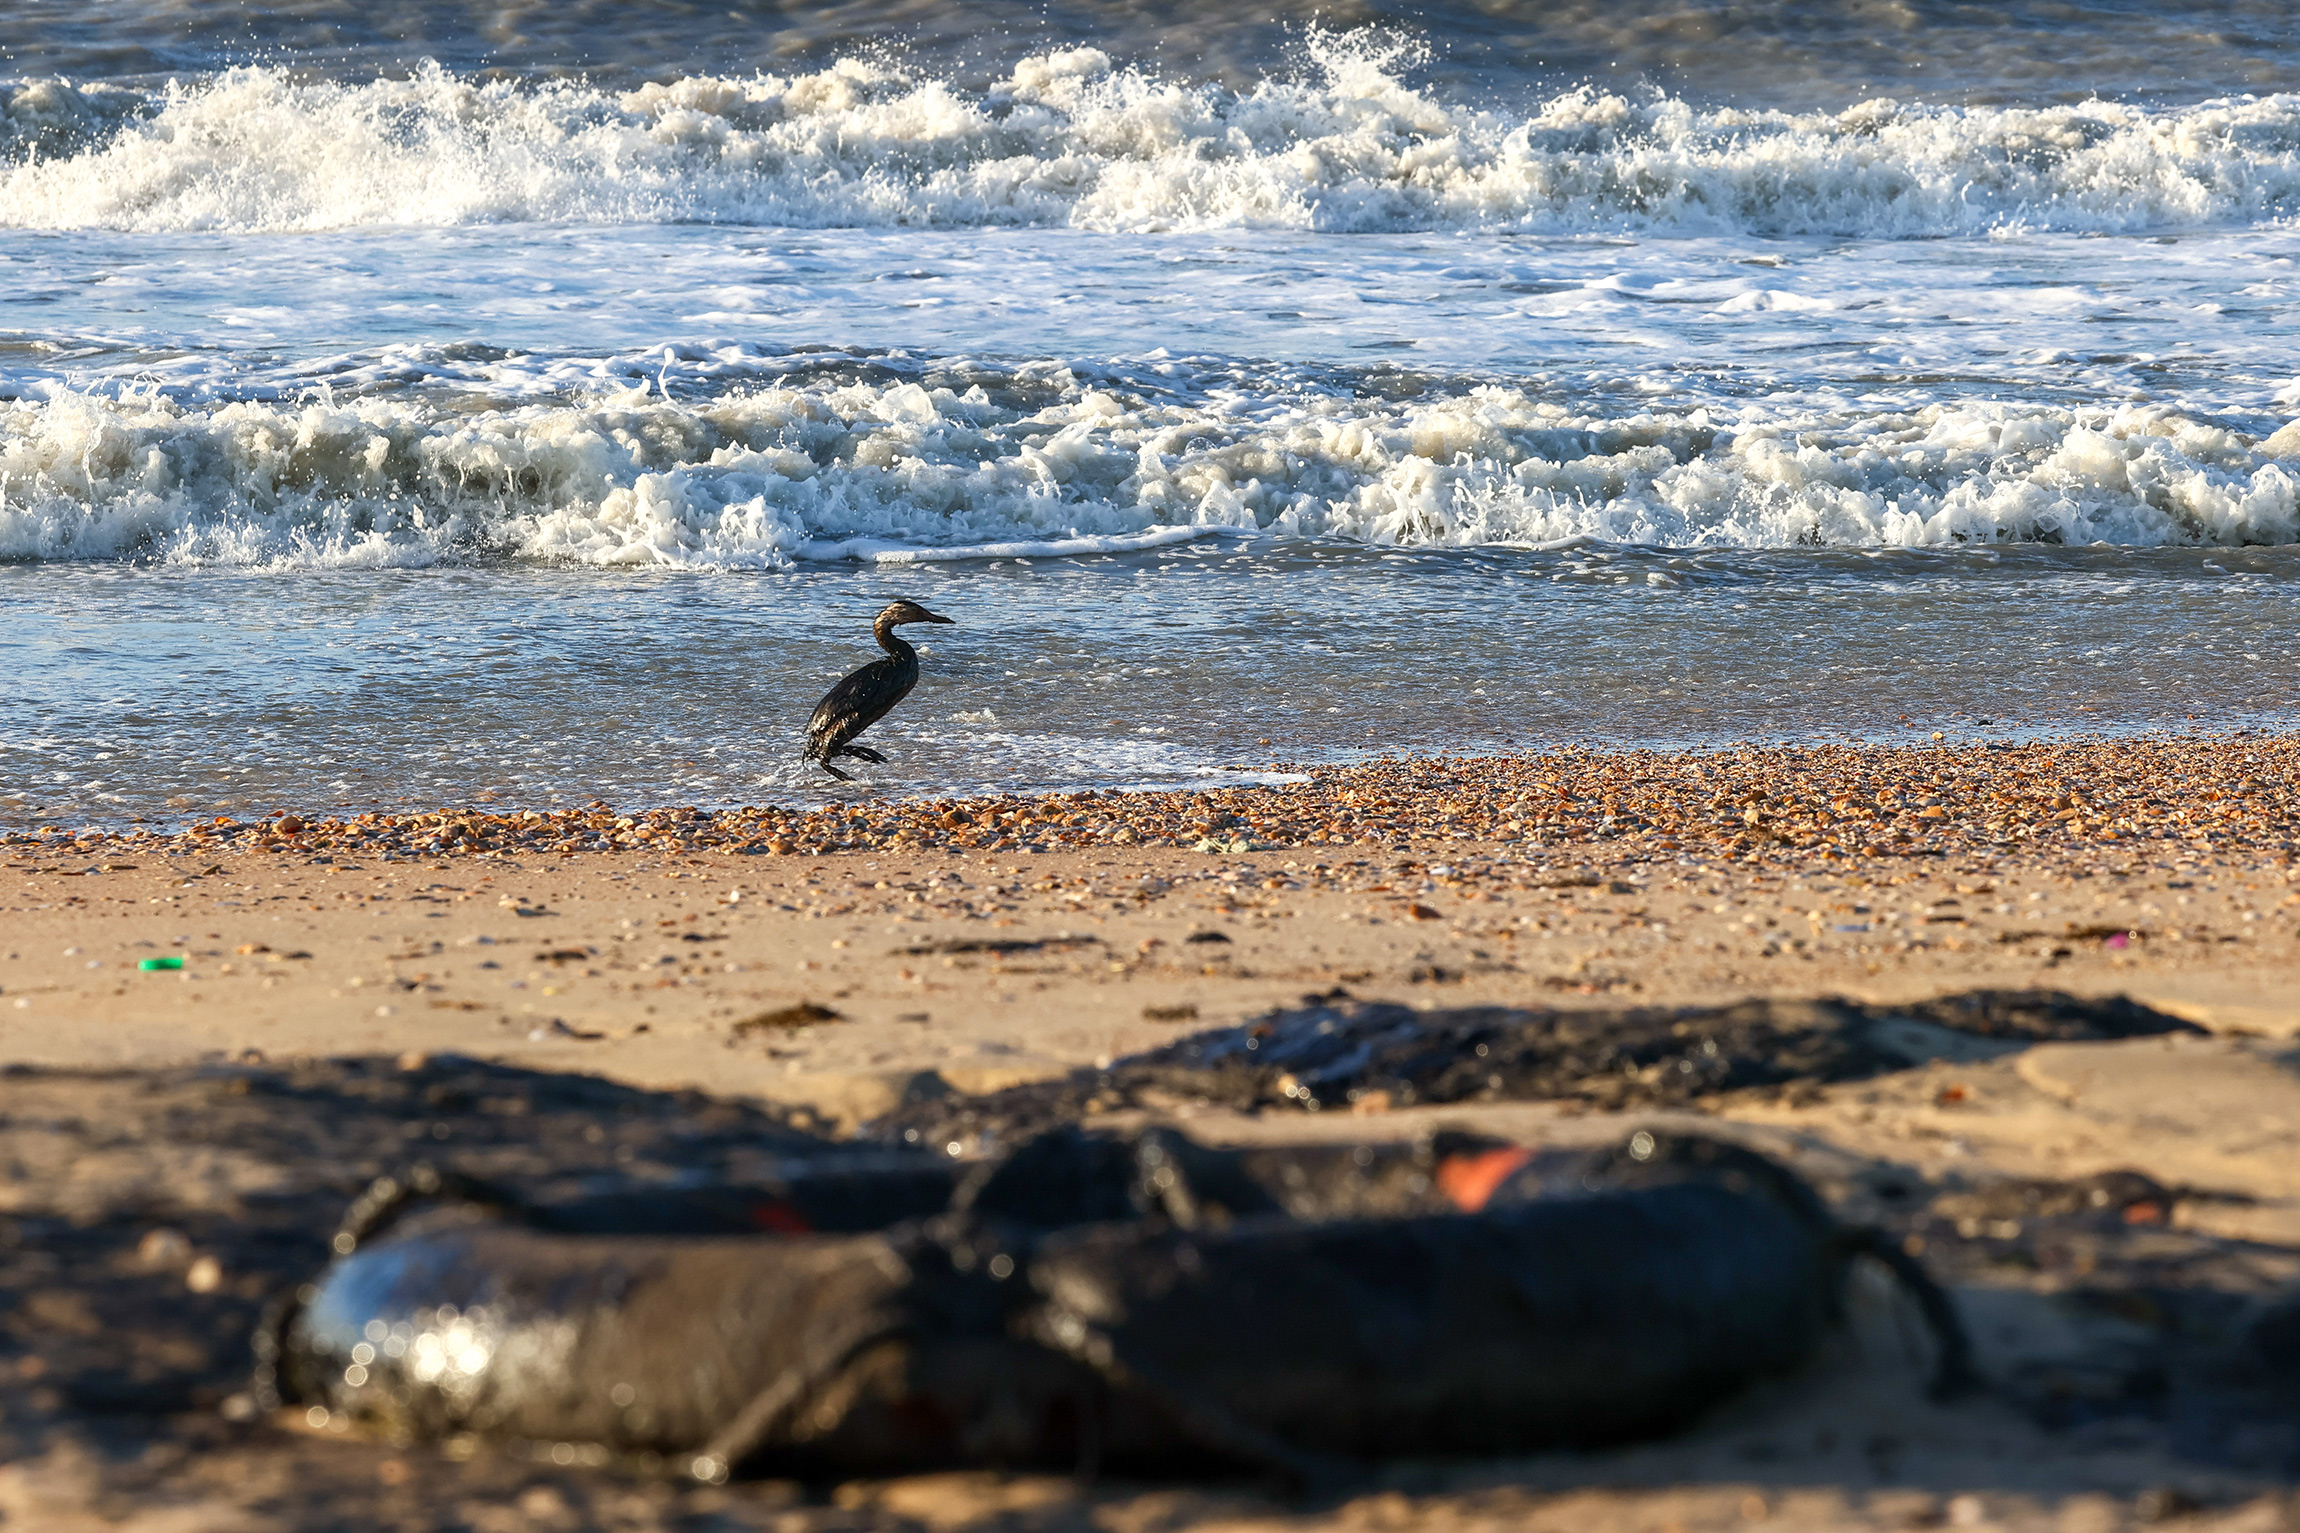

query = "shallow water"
[6,14,2300,824]
[6,544,2295,828]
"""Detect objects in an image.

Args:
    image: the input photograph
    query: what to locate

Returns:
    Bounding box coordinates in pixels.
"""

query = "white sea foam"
[9,372,2300,563]
[798,526,1225,561]
[8,43,2300,236]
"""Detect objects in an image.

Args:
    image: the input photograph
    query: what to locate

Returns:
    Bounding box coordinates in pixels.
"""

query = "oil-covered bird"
[803,599,955,780]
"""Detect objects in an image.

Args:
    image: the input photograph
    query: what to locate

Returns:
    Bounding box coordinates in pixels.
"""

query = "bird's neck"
[873,619,915,662]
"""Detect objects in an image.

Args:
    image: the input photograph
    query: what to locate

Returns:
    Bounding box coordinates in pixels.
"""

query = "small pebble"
[2,737,2288,872]
[137,1228,192,1268]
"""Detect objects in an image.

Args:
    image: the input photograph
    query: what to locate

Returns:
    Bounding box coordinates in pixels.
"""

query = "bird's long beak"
[925,611,956,624]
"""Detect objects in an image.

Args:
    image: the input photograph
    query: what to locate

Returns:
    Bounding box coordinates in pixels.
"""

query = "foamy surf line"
[8,375,2300,564]
[797,527,1227,562]
[9,43,2300,236]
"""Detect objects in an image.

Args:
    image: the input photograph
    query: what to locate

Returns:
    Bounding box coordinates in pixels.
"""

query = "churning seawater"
[6,14,2300,825]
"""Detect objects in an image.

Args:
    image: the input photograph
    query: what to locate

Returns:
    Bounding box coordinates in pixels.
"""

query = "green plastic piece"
[138,956,185,971]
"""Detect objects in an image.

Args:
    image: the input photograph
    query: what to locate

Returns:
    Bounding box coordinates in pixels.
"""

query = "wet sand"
[6,737,2300,1530]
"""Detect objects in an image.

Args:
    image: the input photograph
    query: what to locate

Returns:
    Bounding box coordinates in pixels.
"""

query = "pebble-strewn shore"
[7,737,2295,868]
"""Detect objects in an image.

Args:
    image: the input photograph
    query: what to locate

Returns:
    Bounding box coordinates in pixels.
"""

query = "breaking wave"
[8,368,2300,564]
[8,41,2300,236]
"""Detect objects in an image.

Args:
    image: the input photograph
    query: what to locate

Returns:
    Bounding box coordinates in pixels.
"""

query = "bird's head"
[875,599,955,628]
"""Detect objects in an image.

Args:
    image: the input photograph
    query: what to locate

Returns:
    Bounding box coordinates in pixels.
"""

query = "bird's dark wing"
[805,657,917,759]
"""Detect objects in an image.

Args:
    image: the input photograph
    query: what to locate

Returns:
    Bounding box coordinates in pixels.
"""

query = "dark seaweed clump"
[873,989,2197,1148]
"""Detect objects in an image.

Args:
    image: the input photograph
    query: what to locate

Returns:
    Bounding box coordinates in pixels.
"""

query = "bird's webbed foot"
[816,759,854,781]
[838,745,887,764]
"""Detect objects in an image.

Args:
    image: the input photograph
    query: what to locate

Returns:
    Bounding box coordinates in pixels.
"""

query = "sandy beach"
[5,737,2300,1529]
[5,736,2296,1102]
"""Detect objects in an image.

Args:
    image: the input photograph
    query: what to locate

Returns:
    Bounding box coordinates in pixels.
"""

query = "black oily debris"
[262,1130,1973,1476]
[871,989,2198,1145]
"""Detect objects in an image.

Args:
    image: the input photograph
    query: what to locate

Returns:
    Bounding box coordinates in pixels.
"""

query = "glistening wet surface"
[5,545,2297,827]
